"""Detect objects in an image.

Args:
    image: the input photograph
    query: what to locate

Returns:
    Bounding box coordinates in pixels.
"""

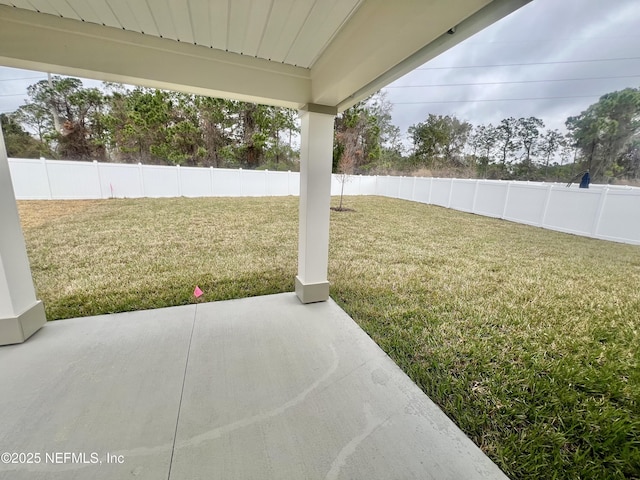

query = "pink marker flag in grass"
[194,286,203,298]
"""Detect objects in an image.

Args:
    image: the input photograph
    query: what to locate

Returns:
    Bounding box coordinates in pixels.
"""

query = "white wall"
[8,158,640,246]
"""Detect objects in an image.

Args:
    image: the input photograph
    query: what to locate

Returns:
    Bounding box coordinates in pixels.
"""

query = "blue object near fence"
[579,171,590,189]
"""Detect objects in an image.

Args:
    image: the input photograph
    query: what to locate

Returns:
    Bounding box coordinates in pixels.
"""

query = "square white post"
[296,104,336,303]
[0,124,46,345]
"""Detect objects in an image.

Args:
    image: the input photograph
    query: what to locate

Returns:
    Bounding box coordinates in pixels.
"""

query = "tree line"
[407,114,568,180]
[2,75,639,183]
[333,87,640,183]
[2,77,299,170]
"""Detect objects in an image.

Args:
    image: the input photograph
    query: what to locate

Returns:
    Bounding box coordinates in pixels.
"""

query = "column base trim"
[0,301,46,346]
[295,277,330,304]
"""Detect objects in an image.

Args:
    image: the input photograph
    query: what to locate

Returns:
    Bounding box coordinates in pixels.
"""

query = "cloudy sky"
[1,0,639,140]
[383,0,640,136]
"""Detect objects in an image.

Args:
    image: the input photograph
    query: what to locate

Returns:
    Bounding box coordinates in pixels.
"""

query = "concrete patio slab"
[0,293,509,480]
[0,304,196,479]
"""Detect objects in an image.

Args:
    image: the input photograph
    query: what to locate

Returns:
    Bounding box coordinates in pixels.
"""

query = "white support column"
[296,104,336,304]
[0,125,46,345]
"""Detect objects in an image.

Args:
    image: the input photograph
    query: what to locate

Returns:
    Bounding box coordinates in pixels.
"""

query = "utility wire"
[416,56,640,70]
[464,35,640,45]
[385,74,640,88]
[391,94,602,105]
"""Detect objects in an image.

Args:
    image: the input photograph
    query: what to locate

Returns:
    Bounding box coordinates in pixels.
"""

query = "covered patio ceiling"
[0,0,530,110]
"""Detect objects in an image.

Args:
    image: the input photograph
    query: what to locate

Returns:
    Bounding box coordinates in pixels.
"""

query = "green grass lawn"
[18,196,640,480]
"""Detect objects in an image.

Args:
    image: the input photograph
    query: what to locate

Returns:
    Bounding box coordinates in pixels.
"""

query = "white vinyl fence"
[7,158,377,199]
[8,158,640,246]
[376,176,640,246]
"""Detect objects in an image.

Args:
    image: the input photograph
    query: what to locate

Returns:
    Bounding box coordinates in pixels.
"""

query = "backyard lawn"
[17,195,640,480]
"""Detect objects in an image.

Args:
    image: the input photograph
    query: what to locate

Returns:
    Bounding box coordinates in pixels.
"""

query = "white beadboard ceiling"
[0,0,363,68]
[0,0,532,110]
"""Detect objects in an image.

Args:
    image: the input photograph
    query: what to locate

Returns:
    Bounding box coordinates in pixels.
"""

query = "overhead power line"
[416,56,640,70]
[0,93,28,97]
[391,94,602,105]
[385,74,640,88]
[463,35,640,46]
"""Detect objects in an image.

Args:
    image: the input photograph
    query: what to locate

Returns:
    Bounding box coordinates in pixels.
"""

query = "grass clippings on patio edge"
[18,196,640,480]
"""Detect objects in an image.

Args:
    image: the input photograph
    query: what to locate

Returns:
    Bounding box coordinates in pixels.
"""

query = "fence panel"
[412,177,431,204]
[47,160,100,199]
[180,166,211,197]
[266,171,290,196]
[98,163,142,198]
[381,176,401,199]
[503,183,548,226]
[358,175,377,195]
[331,175,364,196]
[288,172,300,196]
[474,181,509,218]
[430,178,452,207]
[449,179,476,212]
[141,165,179,197]
[240,170,267,196]
[397,177,414,201]
[374,176,389,196]
[596,190,640,244]
[542,188,601,236]
[211,168,242,196]
[8,159,50,199]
